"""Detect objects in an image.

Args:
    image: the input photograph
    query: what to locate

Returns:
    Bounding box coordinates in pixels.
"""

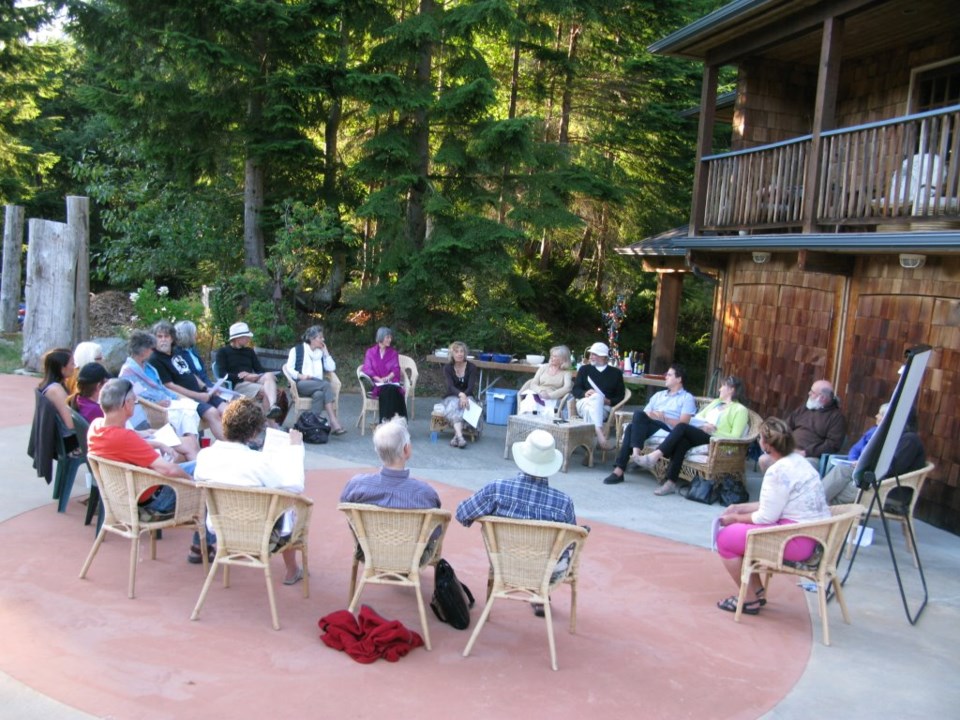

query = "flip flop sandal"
[717,594,762,615]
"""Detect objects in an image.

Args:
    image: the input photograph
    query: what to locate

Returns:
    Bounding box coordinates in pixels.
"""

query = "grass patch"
[0,333,23,374]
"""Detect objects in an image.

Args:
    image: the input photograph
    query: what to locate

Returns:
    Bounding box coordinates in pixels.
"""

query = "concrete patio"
[2,374,958,719]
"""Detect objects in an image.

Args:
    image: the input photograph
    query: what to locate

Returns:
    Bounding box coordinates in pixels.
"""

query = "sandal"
[187,544,216,565]
[457,437,467,448]
[717,590,765,615]
[450,437,460,447]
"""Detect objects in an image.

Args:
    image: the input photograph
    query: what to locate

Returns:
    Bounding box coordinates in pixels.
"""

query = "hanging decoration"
[603,295,627,365]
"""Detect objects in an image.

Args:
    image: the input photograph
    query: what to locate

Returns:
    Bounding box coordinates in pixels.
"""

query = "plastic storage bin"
[485,389,518,425]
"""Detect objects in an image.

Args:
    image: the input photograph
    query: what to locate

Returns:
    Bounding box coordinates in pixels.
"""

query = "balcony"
[698,104,960,233]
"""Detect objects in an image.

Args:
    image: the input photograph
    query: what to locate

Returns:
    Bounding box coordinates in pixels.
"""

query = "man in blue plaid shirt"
[456,430,575,528]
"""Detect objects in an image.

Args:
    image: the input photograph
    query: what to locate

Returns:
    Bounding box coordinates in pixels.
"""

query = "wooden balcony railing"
[698,104,960,232]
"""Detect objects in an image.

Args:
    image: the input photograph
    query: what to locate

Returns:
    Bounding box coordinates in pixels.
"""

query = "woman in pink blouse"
[361,327,408,423]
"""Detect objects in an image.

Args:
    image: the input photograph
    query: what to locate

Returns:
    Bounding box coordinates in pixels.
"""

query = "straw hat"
[512,430,563,477]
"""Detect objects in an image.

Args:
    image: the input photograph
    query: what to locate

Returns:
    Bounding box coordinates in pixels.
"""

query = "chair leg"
[348,554,360,604]
[903,518,919,568]
[128,534,141,599]
[830,576,851,626]
[264,564,280,630]
[733,579,750,623]
[300,546,310,599]
[816,584,831,646]
[543,598,558,671]
[414,582,432,651]
[568,580,578,634]
[347,578,365,614]
[57,459,85,513]
[462,596,496,659]
[84,485,101,526]
[79,528,107,580]
[190,559,220,622]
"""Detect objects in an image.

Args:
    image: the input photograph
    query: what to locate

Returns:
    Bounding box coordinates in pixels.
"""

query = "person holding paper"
[632,376,749,496]
[714,417,829,616]
[194,397,306,584]
[518,345,573,415]
[571,342,625,450]
[441,341,479,449]
[150,320,227,440]
[361,327,408,423]
[215,321,283,421]
[119,331,200,460]
[284,325,346,435]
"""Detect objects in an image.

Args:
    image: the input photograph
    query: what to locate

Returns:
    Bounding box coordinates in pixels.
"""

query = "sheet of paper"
[711,516,722,551]
[463,399,483,429]
[210,376,241,400]
[152,423,181,448]
[263,427,292,452]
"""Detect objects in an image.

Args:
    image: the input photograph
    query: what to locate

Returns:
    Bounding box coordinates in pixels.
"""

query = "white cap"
[588,342,610,357]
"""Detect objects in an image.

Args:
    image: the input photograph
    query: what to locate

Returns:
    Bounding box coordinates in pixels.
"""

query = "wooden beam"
[688,250,730,272]
[650,272,684,374]
[802,15,844,232]
[690,64,719,237]
[641,256,687,273]
[796,249,855,275]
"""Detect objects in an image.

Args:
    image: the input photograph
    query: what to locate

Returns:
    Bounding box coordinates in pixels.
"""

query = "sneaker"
[531,603,546,617]
[187,544,216,564]
[603,472,624,485]
[266,404,284,421]
[653,480,677,496]
[139,507,174,523]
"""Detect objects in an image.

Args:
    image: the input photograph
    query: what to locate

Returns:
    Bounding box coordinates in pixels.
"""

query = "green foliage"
[129,279,204,327]
[0,334,23,374]
[209,267,297,349]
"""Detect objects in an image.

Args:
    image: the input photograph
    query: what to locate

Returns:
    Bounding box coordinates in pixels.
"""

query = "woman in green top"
[636,376,749,496]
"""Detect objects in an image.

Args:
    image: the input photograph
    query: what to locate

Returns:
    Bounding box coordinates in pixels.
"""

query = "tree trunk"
[22,219,78,371]
[558,24,581,145]
[1,205,24,333]
[68,196,90,343]
[243,154,265,268]
[406,0,435,251]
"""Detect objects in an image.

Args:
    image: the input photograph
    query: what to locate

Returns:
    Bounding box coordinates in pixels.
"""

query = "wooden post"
[68,196,90,344]
[650,271,684,374]
[802,15,844,232]
[690,64,719,237]
[1,205,25,332]
[22,219,79,372]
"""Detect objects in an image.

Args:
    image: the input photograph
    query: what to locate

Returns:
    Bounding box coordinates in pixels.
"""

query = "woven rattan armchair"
[337,503,451,650]
[462,516,589,671]
[355,355,418,434]
[281,364,341,426]
[79,454,208,598]
[190,483,313,630]
[564,387,632,462]
[735,503,865,646]
[851,462,934,568]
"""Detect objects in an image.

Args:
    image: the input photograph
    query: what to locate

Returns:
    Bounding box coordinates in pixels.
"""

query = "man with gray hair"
[759,378,846,472]
[87,378,193,521]
[339,417,440,509]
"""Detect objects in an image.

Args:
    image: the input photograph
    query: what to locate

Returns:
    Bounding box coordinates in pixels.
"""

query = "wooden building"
[622,0,960,532]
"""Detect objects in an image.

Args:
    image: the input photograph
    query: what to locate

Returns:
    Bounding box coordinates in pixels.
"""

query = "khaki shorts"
[234,381,263,400]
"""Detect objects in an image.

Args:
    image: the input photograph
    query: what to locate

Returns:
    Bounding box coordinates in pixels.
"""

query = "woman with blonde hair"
[441,341,479,448]
[518,345,573,415]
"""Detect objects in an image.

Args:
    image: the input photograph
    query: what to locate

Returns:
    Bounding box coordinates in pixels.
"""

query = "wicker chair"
[191,483,313,630]
[850,462,934,568]
[79,454,209,598]
[355,354,417,435]
[281,364,341,426]
[564,387,632,462]
[337,503,451,650]
[734,503,865,646]
[462,516,589,671]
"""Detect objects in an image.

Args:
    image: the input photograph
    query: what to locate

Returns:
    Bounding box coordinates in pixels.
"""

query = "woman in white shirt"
[715,416,829,615]
[284,325,346,435]
[517,345,573,415]
[194,397,307,584]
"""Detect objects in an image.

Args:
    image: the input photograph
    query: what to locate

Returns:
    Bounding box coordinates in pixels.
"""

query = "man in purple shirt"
[340,417,440,509]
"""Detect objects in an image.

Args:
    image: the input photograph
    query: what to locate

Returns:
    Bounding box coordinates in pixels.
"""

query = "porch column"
[650,271,684,374]
[802,15,844,232]
[690,64,719,237]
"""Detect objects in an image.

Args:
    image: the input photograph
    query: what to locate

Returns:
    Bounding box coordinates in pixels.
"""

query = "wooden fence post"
[22,219,79,371]
[1,205,25,333]
[68,196,90,343]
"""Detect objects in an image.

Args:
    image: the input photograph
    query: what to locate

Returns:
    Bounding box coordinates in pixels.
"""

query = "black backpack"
[293,411,331,444]
[429,559,475,630]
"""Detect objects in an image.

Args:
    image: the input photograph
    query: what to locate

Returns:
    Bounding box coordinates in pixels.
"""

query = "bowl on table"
[492,353,512,363]
[525,354,545,365]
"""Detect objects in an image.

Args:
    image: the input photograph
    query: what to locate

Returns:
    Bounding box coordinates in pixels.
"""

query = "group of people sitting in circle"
[38,324,928,622]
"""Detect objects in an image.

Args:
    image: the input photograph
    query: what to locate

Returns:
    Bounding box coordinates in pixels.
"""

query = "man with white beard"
[759,379,845,472]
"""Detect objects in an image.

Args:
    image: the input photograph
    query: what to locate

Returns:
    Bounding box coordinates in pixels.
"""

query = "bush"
[129,279,204,326]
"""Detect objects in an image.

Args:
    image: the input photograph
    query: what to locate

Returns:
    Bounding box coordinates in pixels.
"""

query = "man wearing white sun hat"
[215,321,282,421]
[456,429,581,616]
